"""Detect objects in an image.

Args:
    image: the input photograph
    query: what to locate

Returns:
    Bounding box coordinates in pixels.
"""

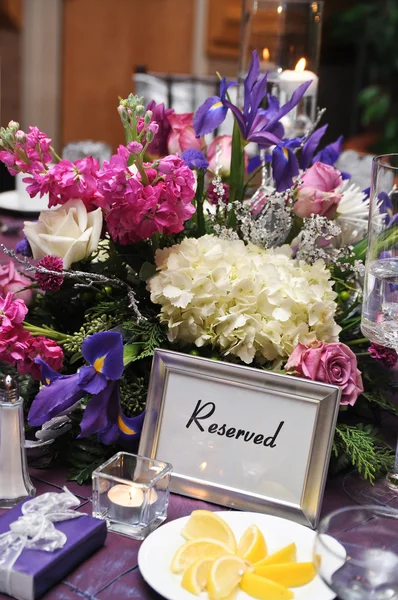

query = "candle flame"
[199,461,207,472]
[262,48,270,61]
[295,58,307,72]
[129,487,136,500]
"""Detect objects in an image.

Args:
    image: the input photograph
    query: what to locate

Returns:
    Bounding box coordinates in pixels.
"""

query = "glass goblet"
[361,154,398,493]
[314,505,398,600]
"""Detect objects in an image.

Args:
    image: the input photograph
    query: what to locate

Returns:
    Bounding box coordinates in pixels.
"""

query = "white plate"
[138,511,335,600]
[0,190,49,213]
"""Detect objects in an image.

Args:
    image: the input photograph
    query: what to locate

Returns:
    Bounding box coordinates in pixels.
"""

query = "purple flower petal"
[79,382,115,438]
[301,124,328,169]
[34,357,60,385]
[272,145,300,191]
[81,331,124,380]
[118,410,146,445]
[193,96,228,136]
[78,365,108,394]
[313,135,343,166]
[247,130,283,147]
[28,373,85,426]
[267,80,312,130]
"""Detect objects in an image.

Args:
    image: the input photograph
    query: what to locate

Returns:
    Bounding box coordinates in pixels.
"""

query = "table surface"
[0,466,358,600]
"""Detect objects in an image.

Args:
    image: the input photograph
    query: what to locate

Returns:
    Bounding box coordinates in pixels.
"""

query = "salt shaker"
[0,375,35,508]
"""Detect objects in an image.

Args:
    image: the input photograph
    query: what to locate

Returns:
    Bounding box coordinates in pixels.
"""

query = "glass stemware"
[361,154,398,493]
[314,505,398,600]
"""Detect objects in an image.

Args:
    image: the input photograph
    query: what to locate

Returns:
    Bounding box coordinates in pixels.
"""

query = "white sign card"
[139,349,341,528]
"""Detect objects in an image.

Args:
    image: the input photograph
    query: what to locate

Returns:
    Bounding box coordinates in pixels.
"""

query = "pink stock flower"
[146,101,173,158]
[0,293,28,331]
[0,325,31,364]
[285,341,364,406]
[17,335,64,381]
[47,157,100,209]
[294,162,343,219]
[167,113,202,155]
[0,260,34,306]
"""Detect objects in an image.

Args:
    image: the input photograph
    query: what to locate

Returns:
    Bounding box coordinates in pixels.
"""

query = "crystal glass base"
[92,452,172,541]
[96,513,167,540]
[343,470,398,509]
[0,490,35,509]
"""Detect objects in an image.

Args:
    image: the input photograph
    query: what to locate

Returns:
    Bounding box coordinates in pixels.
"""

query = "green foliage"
[362,390,398,418]
[120,373,147,417]
[123,317,167,364]
[333,424,394,484]
[67,438,115,485]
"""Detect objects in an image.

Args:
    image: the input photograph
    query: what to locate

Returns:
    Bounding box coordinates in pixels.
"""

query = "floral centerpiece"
[0,52,396,483]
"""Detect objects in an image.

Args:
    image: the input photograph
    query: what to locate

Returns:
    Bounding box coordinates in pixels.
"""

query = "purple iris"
[193,51,311,147]
[313,135,343,166]
[29,331,127,444]
[271,138,302,192]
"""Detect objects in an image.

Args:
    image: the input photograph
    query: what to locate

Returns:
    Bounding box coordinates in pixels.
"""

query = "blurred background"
[0,0,395,191]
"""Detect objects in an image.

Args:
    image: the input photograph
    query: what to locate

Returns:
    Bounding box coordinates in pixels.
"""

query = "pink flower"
[46,157,100,209]
[0,325,31,364]
[17,336,64,380]
[294,162,343,219]
[167,113,202,155]
[0,293,28,331]
[369,343,398,368]
[0,260,34,306]
[146,101,173,158]
[207,135,232,175]
[207,182,230,205]
[285,341,364,406]
[35,256,64,292]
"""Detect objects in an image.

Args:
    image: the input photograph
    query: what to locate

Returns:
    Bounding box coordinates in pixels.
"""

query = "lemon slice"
[254,543,297,569]
[181,557,214,594]
[239,572,294,600]
[254,561,316,587]
[237,525,267,564]
[170,538,233,574]
[207,555,248,600]
[181,510,237,552]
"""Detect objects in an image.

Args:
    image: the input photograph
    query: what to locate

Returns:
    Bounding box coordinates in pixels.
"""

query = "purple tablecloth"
[0,467,354,600]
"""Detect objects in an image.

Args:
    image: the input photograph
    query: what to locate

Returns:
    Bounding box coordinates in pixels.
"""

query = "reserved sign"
[139,350,341,528]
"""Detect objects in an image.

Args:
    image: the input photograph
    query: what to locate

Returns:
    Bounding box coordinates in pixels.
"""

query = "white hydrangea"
[147,235,341,365]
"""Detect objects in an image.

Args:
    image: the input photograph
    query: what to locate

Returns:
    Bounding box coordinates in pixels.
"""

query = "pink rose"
[17,335,64,381]
[167,113,202,155]
[207,135,232,175]
[294,162,343,219]
[285,341,364,406]
[0,260,34,306]
[0,293,28,331]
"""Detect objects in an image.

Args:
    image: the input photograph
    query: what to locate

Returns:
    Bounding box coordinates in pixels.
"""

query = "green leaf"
[362,391,398,417]
[228,119,245,226]
[123,343,144,366]
[139,261,157,281]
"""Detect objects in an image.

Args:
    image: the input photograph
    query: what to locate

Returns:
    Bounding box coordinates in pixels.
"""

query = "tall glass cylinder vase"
[238,0,323,134]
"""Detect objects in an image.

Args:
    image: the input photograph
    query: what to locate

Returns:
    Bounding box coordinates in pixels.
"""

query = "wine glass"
[314,505,398,600]
[360,154,398,493]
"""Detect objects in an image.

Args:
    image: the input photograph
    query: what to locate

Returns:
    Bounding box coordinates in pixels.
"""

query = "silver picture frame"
[139,349,341,528]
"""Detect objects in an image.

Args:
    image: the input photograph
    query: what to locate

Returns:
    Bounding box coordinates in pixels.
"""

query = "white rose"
[23,199,103,269]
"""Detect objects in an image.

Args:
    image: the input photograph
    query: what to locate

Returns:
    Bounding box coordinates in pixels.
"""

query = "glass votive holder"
[92,452,173,540]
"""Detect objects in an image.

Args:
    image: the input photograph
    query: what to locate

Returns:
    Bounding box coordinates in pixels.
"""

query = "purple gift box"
[0,501,107,600]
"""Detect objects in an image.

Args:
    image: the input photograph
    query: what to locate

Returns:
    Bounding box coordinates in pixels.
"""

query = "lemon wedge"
[239,572,294,600]
[254,561,316,587]
[171,538,233,574]
[237,525,267,564]
[254,542,297,569]
[207,555,248,600]
[181,557,214,594]
[181,510,237,552]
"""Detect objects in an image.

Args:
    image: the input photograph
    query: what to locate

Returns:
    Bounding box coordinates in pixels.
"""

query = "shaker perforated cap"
[0,374,19,403]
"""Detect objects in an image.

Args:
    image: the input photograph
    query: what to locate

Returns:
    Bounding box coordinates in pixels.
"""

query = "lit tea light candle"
[108,484,157,523]
[279,58,318,98]
[260,48,276,72]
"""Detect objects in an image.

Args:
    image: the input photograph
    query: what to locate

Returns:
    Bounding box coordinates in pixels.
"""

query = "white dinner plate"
[138,511,335,600]
[0,190,49,213]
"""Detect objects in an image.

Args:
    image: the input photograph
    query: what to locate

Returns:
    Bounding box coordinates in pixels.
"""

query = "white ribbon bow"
[0,488,84,596]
